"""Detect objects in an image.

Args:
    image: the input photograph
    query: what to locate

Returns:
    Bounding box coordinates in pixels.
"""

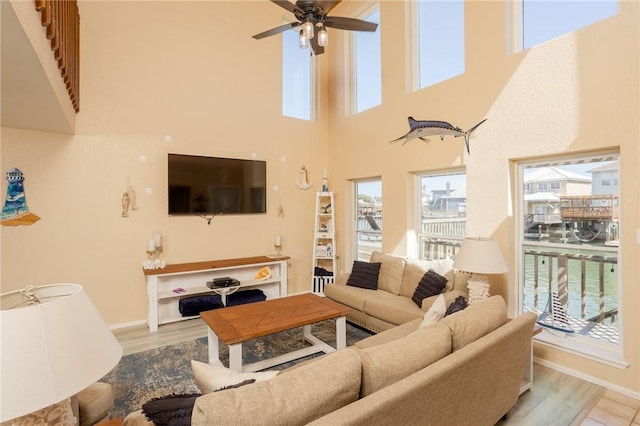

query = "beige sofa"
[324,251,471,332]
[124,296,536,426]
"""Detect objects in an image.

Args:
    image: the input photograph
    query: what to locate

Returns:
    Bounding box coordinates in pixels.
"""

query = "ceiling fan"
[252,0,379,55]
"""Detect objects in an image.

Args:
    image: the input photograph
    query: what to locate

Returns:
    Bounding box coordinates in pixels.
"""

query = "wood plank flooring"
[112,319,637,425]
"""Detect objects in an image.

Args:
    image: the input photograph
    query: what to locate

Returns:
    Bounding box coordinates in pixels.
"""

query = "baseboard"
[109,319,147,330]
[534,356,640,400]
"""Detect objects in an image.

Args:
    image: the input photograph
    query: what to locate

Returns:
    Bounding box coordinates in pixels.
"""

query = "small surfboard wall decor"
[1,168,40,226]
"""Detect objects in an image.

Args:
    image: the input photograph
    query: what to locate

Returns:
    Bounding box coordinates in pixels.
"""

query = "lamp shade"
[0,284,123,422]
[453,237,508,274]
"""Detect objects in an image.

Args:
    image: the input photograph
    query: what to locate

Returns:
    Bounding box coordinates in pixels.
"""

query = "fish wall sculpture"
[389,117,487,154]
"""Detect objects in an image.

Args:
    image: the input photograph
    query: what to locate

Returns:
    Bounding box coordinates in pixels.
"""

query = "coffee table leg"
[229,343,243,372]
[208,329,223,367]
[336,316,346,349]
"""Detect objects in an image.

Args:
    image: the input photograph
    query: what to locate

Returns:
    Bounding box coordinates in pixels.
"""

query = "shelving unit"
[312,192,336,294]
[143,256,289,331]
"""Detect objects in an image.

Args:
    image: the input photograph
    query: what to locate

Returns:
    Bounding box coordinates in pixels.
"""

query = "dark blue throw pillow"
[411,269,448,307]
[346,261,382,290]
[142,393,201,426]
[445,295,468,316]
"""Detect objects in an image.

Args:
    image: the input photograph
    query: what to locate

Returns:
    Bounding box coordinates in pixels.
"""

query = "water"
[522,244,618,323]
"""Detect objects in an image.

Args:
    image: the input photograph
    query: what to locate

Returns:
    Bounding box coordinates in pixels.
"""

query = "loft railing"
[34,0,80,112]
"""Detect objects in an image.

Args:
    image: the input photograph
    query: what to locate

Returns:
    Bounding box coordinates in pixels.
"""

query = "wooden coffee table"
[200,293,351,373]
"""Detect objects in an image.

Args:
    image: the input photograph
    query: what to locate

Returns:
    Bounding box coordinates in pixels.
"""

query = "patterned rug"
[101,319,373,419]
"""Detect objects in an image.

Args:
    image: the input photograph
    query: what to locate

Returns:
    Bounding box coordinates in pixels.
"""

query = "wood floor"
[112,319,638,425]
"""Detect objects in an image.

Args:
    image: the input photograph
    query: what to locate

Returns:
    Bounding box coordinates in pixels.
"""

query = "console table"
[143,256,289,332]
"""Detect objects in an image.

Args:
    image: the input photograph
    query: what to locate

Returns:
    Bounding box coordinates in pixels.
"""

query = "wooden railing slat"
[34,0,79,112]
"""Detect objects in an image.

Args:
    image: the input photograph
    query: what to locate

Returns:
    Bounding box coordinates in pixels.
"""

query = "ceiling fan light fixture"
[299,31,309,49]
[318,27,329,47]
[302,21,314,39]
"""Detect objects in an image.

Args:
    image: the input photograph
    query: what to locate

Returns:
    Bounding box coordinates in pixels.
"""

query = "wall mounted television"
[168,154,266,215]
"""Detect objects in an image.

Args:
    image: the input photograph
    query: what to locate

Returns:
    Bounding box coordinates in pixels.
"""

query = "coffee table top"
[200,293,351,345]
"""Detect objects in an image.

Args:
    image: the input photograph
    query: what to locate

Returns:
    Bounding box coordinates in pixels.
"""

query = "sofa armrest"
[334,272,350,286]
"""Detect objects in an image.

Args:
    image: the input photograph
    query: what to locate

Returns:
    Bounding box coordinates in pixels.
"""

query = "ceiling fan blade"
[314,0,341,15]
[253,22,300,39]
[271,0,303,14]
[311,35,325,55]
[324,16,378,32]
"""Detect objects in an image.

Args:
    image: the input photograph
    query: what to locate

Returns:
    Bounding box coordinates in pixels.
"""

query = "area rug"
[101,319,372,419]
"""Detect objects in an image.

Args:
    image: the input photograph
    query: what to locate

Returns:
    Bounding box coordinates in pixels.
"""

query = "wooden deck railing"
[34,0,80,112]
[419,236,618,327]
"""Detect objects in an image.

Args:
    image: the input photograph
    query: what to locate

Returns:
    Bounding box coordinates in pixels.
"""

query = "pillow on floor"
[345,261,381,290]
[191,360,278,394]
[411,269,448,307]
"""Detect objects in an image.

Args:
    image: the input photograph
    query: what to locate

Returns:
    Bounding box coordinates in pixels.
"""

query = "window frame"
[282,25,315,120]
[410,0,466,91]
[351,4,382,114]
[354,178,383,261]
[515,152,626,369]
[416,169,467,260]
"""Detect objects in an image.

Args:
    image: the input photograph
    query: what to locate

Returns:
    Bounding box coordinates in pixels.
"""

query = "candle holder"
[268,236,283,259]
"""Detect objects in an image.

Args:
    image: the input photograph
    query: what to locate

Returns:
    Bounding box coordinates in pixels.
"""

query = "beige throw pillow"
[370,251,406,295]
[420,293,447,328]
[191,360,278,393]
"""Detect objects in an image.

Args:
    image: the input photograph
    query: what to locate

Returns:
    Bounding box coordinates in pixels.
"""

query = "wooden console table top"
[201,293,351,345]
[143,255,290,276]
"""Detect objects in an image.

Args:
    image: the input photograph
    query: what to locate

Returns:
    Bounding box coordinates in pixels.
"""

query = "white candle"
[323,169,327,178]
[154,232,162,248]
[274,235,282,246]
[147,239,156,252]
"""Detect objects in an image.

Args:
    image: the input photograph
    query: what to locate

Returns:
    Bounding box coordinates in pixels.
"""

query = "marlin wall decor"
[389,117,487,154]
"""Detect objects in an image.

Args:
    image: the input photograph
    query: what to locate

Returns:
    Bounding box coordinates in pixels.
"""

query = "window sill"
[534,328,628,370]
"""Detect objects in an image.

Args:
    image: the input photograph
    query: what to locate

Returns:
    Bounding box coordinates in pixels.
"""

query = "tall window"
[355,179,382,261]
[283,28,312,120]
[518,153,621,359]
[415,0,465,89]
[521,0,617,49]
[417,171,466,260]
[354,7,381,113]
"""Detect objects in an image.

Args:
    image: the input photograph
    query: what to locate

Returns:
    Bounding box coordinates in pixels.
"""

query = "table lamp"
[0,283,123,422]
[453,237,508,303]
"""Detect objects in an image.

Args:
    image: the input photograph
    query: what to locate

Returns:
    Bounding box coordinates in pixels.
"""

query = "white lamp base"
[467,274,491,304]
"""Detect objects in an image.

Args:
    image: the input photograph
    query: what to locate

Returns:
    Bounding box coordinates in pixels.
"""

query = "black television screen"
[168,154,266,215]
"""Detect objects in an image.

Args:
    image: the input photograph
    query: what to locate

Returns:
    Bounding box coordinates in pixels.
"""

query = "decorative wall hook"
[296,165,313,190]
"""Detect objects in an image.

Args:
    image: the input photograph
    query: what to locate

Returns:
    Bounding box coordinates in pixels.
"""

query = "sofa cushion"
[399,258,454,298]
[324,282,382,311]
[354,318,422,349]
[441,295,507,351]
[363,292,424,325]
[452,270,472,292]
[346,261,382,290]
[411,269,448,307]
[370,252,406,295]
[191,360,278,394]
[358,323,451,396]
[191,347,362,425]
